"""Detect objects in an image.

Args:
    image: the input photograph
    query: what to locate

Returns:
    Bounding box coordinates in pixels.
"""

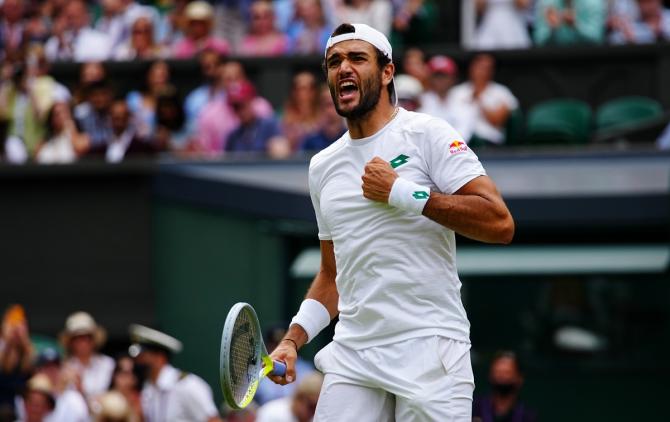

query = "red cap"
[227,81,256,105]
[428,55,457,76]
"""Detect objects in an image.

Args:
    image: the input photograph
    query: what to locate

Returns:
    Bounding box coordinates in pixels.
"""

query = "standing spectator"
[59,311,115,400]
[238,0,290,56]
[534,0,607,45]
[75,80,114,150]
[0,0,26,62]
[610,0,670,43]
[128,324,223,422]
[114,16,169,60]
[474,0,532,49]
[473,351,537,422]
[281,71,323,152]
[394,74,423,112]
[44,0,113,61]
[103,354,143,422]
[225,80,289,157]
[183,49,225,140]
[331,0,393,36]
[419,55,459,122]
[172,1,230,59]
[300,84,347,152]
[24,46,72,120]
[36,102,90,164]
[0,305,33,421]
[126,60,174,140]
[19,374,56,422]
[255,372,323,422]
[447,54,518,146]
[401,47,429,89]
[287,0,332,55]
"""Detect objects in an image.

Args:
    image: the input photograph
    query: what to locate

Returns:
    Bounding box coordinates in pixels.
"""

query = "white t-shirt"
[308,108,486,350]
[447,81,519,144]
[418,91,475,142]
[65,353,115,399]
[255,397,296,422]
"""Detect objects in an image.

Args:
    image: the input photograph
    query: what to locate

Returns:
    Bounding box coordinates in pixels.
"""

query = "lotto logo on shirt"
[449,141,468,154]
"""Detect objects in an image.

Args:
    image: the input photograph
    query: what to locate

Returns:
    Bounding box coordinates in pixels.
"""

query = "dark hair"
[491,350,523,375]
[323,24,394,103]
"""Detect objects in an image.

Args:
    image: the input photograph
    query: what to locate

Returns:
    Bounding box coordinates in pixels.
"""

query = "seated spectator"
[390,0,439,49]
[281,71,323,152]
[75,80,114,150]
[394,74,423,112]
[255,372,323,422]
[287,0,333,55]
[91,390,133,422]
[20,373,56,422]
[72,61,107,106]
[418,55,458,123]
[25,46,72,120]
[172,1,230,59]
[0,0,26,62]
[300,84,347,152]
[114,15,169,60]
[225,81,289,157]
[126,60,174,140]
[0,305,33,420]
[154,88,187,151]
[95,0,127,52]
[473,351,537,422]
[36,102,90,164]
[534,0,607,46]
[45,0,113,62]
[447,54,518,146]
[99,99,157,163]
[196,60,274,155]
[102,354,143,422]
[610,0,670,43]
[474,0,532,49]
[331,0,393,36]
[401,47,430,89]
[59,311,115,400]
[238,0,289,57]
[183,49,225,139]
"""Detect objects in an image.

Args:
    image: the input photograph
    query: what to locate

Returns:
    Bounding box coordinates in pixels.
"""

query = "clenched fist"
[362,156,398,203]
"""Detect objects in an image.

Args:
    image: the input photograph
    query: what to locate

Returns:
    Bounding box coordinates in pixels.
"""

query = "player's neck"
[347,102,398,140]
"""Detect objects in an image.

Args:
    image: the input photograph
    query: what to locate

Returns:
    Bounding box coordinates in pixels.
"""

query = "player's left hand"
[362,156,398,203]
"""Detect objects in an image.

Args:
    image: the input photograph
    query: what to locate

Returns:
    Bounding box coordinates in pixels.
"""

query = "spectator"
[154,88,187,151]
[255,372,323,422]
[128,324,224,422]
[114,16,169,60]
[610,0,670,43]
[95,0,128,52]
[196,60,274,154]
[72,61,107,106]
[36,102,90,164]
[534,0,607,46]
[0,305,33,421]
[44,0,113,61]
[102,354,143,422]
[331,0,393,36]
[418,55,459,124]
[0,0,26,62]
[401,47,430,89]
[59,311,115,400]
[19,373,56,422]
[126,60,174,140]
[24,46,72,120]
[474,0,532,49]
[300,84,347,152]
[98,99,157,163]
[183,49,225,139]
[472,351,537,422]
[74,80,114,150]
[225,80,290,158]
[238,1,289,56]
[281,71,323,152]
[394,74,423,112]
[91,390,133,422]
[287,0,332,55]
[447,54,518,146]
[390,0,439,49]
[172,1,230,59]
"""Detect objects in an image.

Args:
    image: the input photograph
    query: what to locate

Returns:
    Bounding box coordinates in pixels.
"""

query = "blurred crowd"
[0,0,669,164]
[0,305,325,422]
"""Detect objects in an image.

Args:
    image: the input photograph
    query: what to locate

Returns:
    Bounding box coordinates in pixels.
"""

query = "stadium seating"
[595,96,663,131]
[525,99,592,145]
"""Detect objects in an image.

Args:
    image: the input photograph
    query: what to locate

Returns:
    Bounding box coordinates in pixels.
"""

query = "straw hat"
[185,1,214,21]
[59,311,107,348]
[91,391,131,422]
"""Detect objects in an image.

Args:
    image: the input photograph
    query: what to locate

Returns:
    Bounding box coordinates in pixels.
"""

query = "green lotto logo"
[413,191,429,200]
[390,154,409,168]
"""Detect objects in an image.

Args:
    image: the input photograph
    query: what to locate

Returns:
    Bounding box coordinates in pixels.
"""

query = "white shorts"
[312,336,474,422]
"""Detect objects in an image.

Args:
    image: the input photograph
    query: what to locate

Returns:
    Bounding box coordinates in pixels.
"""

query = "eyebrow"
[326,50,371,62]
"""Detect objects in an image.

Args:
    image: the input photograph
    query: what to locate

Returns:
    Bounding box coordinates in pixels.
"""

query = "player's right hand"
[268,339,298,385]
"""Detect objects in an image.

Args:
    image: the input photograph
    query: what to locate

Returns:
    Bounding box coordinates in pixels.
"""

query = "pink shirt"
[172,36,230,59]
[238,33,289,57]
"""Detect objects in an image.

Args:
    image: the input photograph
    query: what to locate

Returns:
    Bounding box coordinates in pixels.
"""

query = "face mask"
[491,382,518,397]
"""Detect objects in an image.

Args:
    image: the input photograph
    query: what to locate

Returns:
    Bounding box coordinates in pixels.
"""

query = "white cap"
[394,74,423,101]
[325,23,396,105]
[128,324,183,356]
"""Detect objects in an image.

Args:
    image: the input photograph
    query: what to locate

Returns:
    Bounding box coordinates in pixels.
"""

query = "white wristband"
[290,299,331,344]
[388,177,431,215]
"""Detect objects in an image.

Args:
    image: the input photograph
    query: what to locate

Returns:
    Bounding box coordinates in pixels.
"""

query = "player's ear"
[382,62,395,88]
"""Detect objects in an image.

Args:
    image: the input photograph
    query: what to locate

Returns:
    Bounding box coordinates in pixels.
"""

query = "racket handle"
[270,361,287,377]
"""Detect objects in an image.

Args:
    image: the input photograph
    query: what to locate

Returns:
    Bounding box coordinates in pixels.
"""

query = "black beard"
[330,73,383,121]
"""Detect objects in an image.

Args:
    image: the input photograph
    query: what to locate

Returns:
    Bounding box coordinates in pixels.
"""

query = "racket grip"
[270,361,287,377]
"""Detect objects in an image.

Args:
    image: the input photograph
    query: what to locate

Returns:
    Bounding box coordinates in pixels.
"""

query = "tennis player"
[269,23,514,421]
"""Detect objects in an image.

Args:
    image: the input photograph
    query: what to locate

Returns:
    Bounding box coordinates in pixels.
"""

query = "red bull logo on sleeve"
[449,141,468,154]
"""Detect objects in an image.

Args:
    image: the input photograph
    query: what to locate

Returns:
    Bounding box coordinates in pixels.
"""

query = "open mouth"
[338,79,359,101]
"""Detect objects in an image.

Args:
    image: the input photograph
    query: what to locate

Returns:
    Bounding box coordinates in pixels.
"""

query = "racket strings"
[230,308,260,405]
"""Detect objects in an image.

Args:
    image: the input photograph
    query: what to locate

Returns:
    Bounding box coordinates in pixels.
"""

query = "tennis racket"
[219,302,287,409]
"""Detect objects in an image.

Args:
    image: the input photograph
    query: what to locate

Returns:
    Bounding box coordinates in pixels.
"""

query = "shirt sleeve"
[424,118,487,194]
[308,159,332,241]
[182,376,219,421]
